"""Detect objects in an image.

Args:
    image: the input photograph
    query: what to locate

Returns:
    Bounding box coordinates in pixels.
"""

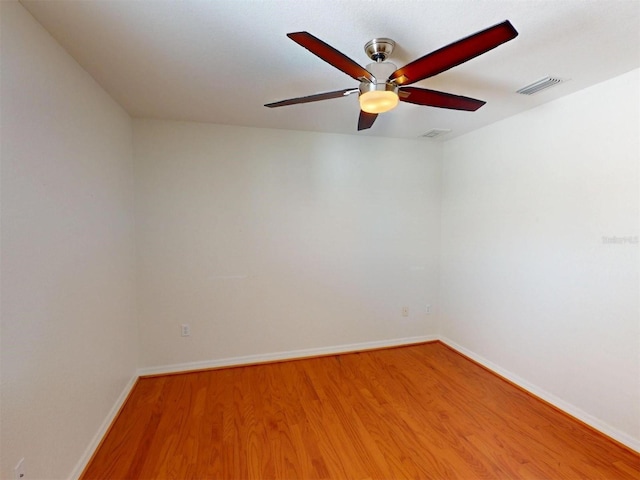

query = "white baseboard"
[137,335,439,377]
[438,336,640,453]
[69,373,138,480]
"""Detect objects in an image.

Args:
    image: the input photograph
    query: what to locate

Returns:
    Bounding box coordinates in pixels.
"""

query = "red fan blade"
[358,110,378,130]
[389,20,518,86]
[265,88,358,108]
[399,87,485,111]
[288,32,375,83]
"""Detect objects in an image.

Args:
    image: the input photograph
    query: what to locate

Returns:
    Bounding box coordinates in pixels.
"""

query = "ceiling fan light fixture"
[359,82,399,114]
[270,21,519,130]
[359,90,399,113]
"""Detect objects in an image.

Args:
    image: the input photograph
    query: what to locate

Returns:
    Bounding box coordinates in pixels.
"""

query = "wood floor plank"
[81,342,640,479]
[81,376,166,479]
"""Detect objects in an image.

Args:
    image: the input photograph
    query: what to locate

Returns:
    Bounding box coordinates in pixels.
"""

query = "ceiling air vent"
[422,128,451,138]
[517,76,565,95]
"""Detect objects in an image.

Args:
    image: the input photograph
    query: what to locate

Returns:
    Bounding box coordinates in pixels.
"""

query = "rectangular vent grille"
[422,128,451,138]
[517,76,565,95]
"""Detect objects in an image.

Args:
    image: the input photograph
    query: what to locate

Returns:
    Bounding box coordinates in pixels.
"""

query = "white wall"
[440,69,639,447]
[0,2,137,479]
[134,120,441,369]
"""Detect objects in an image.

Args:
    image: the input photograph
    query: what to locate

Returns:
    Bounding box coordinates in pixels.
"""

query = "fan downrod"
[364,38,396,62]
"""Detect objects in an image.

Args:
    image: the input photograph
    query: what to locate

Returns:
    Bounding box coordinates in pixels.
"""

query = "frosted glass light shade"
[359,90,399,114]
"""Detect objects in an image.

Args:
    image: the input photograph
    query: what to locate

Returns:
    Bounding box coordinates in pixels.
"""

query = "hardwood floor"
[81,342,640,479]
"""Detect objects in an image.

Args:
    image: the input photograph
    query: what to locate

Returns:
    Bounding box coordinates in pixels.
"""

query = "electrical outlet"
[401,306,409,317]
[181,324,191,337]
[426,304,431,314]
[14,458,25,480]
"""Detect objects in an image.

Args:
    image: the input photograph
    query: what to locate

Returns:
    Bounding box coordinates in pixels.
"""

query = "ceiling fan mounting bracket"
[364,38,396,62]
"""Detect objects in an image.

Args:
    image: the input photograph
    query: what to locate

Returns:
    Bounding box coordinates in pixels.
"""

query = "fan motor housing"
[361,61,399,94]
[359,80,399,96]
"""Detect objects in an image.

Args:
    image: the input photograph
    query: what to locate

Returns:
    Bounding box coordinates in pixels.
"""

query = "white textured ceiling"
[21,0,640,139]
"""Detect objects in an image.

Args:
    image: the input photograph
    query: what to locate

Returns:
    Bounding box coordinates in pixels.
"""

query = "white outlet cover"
[14,458,25,480]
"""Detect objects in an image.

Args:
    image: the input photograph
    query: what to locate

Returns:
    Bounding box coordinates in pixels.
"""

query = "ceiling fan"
[265,21,518,131]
